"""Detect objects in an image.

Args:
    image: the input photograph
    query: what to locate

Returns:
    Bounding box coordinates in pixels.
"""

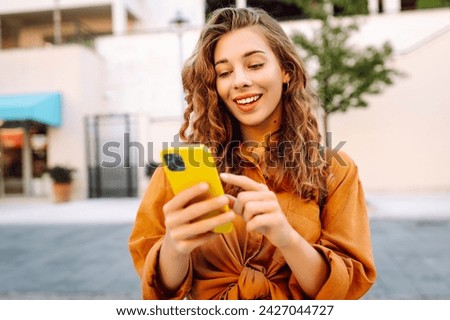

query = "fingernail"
[220,173,228,179]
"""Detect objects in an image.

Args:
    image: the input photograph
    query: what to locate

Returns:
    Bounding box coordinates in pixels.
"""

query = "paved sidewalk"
[0,194,449,299]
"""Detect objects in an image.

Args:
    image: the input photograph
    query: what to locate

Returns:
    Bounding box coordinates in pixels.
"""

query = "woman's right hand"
[162,182,236,255]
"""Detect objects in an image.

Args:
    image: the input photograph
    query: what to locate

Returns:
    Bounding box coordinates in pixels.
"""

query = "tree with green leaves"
[285,0,401,147]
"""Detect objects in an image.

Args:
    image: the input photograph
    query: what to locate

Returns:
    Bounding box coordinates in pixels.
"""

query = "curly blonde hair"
[180,7,328,201]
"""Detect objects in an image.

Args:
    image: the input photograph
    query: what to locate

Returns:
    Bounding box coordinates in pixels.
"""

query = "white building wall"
[96,28,201,116]
[0,45,104,199]
[383,0,401,14]
[95,27,201,196]
[329,30,450,193]
[368,0,379,14]
[135,0,205,31]
[281,8,449,54]
[1,3,449,197]
[281,9,450,193]
[95,7,450,195]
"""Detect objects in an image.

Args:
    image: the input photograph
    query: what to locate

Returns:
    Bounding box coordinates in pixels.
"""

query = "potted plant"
[47,166,75,203]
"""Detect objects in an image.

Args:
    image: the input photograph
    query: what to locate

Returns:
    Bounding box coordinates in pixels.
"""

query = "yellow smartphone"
[160,144,233,234]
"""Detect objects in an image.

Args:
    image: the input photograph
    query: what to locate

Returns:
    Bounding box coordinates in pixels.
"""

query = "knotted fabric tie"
[234,266,271,299]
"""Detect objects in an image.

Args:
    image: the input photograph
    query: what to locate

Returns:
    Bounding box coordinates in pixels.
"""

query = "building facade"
[0,0,449,200]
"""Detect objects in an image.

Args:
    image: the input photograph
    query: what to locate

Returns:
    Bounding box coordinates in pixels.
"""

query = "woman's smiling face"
[214,27,290,140]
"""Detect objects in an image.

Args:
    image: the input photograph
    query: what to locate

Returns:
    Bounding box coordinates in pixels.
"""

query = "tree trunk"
[323,112,331,149]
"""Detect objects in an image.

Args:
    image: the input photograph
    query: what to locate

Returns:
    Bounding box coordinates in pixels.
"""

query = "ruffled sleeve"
[128,167,193,299]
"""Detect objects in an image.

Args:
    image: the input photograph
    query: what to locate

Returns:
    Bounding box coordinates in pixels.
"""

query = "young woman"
[129,7,376,300]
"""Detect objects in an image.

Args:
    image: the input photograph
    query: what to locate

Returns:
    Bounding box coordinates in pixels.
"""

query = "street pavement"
[0,194,449,300]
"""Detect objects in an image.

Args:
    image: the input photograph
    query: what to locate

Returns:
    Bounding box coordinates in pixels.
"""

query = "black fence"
[85,114,138,198]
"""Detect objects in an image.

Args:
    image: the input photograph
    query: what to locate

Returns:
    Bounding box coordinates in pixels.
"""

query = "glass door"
[0,128,24,195]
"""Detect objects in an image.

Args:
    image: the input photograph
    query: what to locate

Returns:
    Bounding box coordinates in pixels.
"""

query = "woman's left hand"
[220,173,295,248]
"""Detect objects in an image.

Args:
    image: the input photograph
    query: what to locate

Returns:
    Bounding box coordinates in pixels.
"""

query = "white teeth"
[236,95,260,105]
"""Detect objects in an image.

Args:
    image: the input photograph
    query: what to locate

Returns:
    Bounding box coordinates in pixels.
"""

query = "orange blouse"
[128,150,376,299]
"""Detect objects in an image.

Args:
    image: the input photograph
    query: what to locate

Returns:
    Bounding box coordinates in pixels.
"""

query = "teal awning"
[0,92,62,127]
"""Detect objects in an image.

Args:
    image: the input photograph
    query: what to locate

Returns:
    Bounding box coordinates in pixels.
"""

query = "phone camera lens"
[164,153,186,172]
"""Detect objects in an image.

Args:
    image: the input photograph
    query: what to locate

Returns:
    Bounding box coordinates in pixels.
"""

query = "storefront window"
[0,128,24,194]
[30,124,47,178]
[0,122,47,196]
